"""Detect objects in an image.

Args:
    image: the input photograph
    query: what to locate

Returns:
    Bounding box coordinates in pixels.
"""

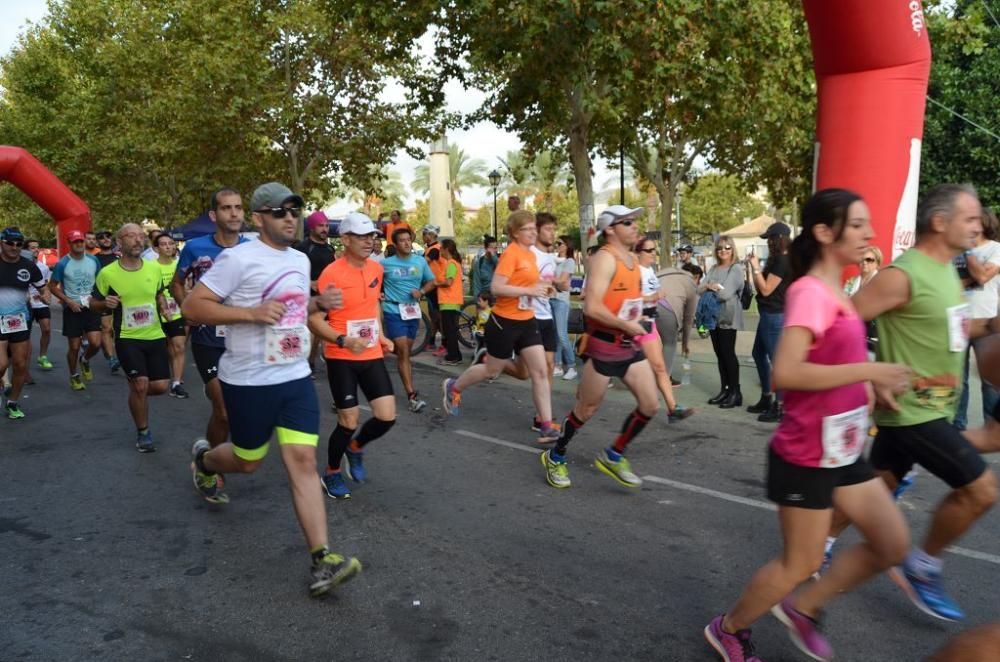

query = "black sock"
[327,424,356,471]
[354,417,395,449]
[554,412,585,457]
[612,409,652,454]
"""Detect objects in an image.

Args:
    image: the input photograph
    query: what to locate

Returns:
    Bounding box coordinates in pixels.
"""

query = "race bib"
[124,304,156,330]
[617,297,643,322]
[0,313,27,334]
[265,325,309,364]
[79,294,91,308]
[347,318,379,348]
[820,405,868,468]
[518,295,532,310]
[216,325,228,338]
[399,302,421,320]
[163,298,180,319]
[946,303,970,353]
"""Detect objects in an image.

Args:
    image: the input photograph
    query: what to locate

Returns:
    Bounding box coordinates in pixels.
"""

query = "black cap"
[760,222,791,239]
[679,244,694,253]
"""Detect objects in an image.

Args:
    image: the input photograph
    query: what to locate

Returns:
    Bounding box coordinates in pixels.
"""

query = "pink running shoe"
[770,597,833,661]
[704,615,763,662]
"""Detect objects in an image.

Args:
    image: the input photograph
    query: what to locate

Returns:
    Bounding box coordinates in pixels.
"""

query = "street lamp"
[488,169,501,239]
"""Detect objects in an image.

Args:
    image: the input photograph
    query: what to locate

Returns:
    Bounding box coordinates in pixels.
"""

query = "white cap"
[339,211,377,236]
[596,205,644,234]
[422,224,441,236]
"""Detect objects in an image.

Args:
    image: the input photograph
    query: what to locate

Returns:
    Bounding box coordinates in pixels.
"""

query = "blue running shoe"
[321,472,352,500]
[345,449,366,483]
[136,430,156,453]
[890,566,964,621]
[893,470,917,500]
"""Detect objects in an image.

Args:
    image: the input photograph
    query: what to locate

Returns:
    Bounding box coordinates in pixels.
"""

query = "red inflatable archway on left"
[0,146,91,256]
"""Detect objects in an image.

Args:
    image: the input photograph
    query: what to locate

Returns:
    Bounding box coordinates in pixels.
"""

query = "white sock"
[172,380,181,388]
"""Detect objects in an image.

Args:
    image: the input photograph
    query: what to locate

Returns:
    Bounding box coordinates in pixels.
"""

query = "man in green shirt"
[846,184,996,622]
[92,223,171,452]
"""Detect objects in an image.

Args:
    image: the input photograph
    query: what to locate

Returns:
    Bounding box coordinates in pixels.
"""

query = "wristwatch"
[336,335,346,348]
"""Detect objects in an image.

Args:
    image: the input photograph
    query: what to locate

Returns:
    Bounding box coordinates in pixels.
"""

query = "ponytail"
[789,188,864,282]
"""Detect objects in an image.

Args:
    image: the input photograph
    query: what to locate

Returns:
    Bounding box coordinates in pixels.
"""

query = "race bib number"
[347,318,379,348]
[163,298,180,319]
[820,405,868,468]
[265,325,309,364]
[518,295,532,310]
[216,325,228,338]
[79,295,91,308]
[124,304,156,330]
[399,302,421,320]
[0,313,27,334]
[946,303,970,353]
[617,297,643,322]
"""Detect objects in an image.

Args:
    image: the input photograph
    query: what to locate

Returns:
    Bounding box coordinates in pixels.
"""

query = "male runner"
[541,206,660,489]
[94,230,121,373]
[26,239,53,372]
[92,223,171,452]
[838,184,997,621]
[529,212,560,430]
[84,231,99,255]
[49,230,103,390]
[172,188,249,502]
[184,182,360,597]
[311,212,397,500]
[0,228,46,419]
[152,233,189,398]
[422,224,443,354]
[380,226,435,412]
[294,210,334,372]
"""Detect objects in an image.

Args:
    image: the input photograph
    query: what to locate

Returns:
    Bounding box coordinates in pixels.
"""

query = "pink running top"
[770,276,870,468]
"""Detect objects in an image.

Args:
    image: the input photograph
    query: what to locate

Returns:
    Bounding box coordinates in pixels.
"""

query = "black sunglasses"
[610,219,636,228]
[862,257,877,263]
[717,246,733,251]
[257,206,302,219]
[3,239,24,247]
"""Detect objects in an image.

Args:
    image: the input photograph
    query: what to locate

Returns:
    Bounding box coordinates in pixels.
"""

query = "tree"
[920,2,1000,206]
[679,173,768,236]
[411,142,488,204]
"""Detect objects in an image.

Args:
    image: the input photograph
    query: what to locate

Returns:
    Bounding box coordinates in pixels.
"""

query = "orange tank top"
[587,246,642,334]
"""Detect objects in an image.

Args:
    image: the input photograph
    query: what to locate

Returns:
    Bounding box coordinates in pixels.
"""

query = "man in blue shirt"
[0,227,47,419]
[171,187,248,502]
[380,226,435,412]
[49,230,103,390]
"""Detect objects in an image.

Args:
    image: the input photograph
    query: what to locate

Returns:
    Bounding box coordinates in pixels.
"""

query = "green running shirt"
[874,248,967,427]
[95,260,166,341]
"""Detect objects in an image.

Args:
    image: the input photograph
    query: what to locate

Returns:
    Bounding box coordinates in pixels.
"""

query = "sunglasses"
[717,246,733,251]
[862,257,877,263]
[610,219,636,228]
[257,206,302,219]
[3,239,24,247]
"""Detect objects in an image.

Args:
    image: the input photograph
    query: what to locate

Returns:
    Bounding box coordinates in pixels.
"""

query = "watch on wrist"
[336,335,346,348]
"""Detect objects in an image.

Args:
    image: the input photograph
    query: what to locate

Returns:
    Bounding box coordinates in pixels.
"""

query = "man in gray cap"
[675,244,695,270]
[183,181,361,598]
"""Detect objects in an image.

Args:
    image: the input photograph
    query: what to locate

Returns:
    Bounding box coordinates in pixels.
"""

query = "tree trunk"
[566,87,594,253]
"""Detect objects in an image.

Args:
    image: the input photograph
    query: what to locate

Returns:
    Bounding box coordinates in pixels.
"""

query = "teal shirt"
[380,253,434,314]
[51,254,101,305]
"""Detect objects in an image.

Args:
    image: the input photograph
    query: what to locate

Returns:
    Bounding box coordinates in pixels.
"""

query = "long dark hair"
[440,238,462,262]
[789,188,864,281]
[558,234,576,261]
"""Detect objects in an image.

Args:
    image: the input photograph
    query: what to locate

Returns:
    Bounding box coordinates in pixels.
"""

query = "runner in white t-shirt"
[182,182,361,598]
[26,240,54,373]
[527,213,559,431]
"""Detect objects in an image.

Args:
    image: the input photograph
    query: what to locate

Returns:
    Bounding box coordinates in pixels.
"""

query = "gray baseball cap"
[250,182,304,212]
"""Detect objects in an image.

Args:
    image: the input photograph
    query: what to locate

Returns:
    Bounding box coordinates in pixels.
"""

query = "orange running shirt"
[317,258,384,361]
[491,242,539,321]
[587,246,642,333]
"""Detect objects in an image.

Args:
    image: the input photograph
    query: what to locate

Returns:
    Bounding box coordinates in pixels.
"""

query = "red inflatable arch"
[804,0,931,263]
[0,146,91,256]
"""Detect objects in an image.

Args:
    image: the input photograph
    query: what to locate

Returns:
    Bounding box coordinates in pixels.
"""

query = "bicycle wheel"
[412,313,431,355]
[457,303,478,348]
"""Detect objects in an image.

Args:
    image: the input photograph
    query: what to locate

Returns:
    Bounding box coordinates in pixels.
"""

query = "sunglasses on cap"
[256,206,302,219]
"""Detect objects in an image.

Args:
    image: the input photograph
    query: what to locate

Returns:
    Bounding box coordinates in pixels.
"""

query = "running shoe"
[541,449,571,488]
[321,471,352,499]
[668,405,695,422]
[537,423,561,444]
[440,357,462,366]
[889,565,965,621]
[81,359,93,382]
[70,374,86,391]
[562,367,578,380]
[442,377,460,416]
[594,450,642,487]
[109,357,121,375]
[5,402,25,420]
[704,615,762,662]
[408,393,427,413]
[771,597,833,661]
[36,355,53,370]
[552,365,564,377]
[190,439,225,503]
[473,347,487,365]
[893,470,917,500]
[433,346,447,357]
[170,382,190,399]
[309,551,362,598]
[345,448,367,483]
[530,417,562,433]
[136,430,156,453]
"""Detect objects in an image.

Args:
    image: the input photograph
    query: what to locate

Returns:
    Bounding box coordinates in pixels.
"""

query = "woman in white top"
[842,246,881,296]
[634,237,692,420]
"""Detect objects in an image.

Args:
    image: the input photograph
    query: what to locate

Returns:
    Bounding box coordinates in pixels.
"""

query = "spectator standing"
[551,235,578,380]
[699,238,746,408]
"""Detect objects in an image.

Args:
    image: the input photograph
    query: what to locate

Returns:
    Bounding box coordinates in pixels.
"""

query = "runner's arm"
[850,267,911,321]
[182,282,283,325]
[965,252,1000,285]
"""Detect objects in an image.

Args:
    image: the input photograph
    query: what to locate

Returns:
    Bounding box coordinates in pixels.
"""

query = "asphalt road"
[2,318,999,661]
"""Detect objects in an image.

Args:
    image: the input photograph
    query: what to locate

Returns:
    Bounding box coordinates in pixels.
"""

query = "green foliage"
[679,174,768,236]
[411,142,488,205]
[921,3,1000,206]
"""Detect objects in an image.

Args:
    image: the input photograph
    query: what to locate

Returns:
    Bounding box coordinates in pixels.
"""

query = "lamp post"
[488,169,501,239]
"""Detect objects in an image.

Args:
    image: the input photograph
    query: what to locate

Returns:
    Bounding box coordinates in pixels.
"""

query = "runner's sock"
[310,545,329,562]
[554,411,585,456]
[327,424,356,470]
[612,408,651,454]
[354,417,395,448]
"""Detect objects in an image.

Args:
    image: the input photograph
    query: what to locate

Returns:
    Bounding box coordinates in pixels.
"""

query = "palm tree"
[411,143,488,205]
[347,165,408,218]
[498,149,536,199]
[531,150,569,211]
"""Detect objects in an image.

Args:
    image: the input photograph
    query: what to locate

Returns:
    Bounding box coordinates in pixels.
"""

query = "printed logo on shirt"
[16,268,30,283]
[369,278,379,289]
[912,374,958,412]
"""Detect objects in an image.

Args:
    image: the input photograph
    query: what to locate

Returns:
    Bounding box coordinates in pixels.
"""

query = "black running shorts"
[31,307,51,321]
[766,447,876,510]
[116,338,171,381]
[325,358,394,410]
[161,317,187,338]
[191,342,224,384]
[869,418,988,489]
[485,314,541,360]
[62,307,101,337]
[590,353,646,379]
[536,318,557,353]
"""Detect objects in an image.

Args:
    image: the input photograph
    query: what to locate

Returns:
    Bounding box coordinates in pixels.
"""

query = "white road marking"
[455,429,1000,566]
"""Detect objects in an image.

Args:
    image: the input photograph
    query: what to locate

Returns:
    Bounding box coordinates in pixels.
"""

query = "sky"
[0,1,614,214]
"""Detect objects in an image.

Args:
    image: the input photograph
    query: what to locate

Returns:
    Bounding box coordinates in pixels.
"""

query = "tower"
[428,135,453,237]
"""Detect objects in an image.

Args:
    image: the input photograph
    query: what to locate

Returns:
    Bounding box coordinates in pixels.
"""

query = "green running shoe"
[81,359,93,381]
[5,402,25,420]
[37,355,53,370]
[541,449,571,488]
[594,451,642,488]
[310,552,362,597]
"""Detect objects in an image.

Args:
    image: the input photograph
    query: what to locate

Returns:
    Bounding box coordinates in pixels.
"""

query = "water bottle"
[681,360,692,385]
